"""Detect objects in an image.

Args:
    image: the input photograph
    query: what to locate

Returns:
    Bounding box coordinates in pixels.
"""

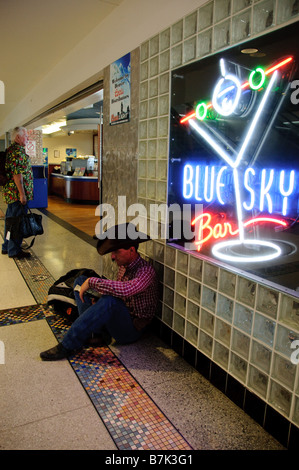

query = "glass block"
[139,101,148,120]
[140,61,148,82]
[164,266,175,288]
[216,293,233,323]
[250,340,271,374]
[157,160,167,180]
[177,250,188,274]
[232,328,250,359]
[138,179,146,198]
[187,300,200,325]
[171,44,182,69]
[199,329,213,356]
[269,380,292,417]
[175,293,186,316]
[272,353,296,390]
[173,311,185,336]
[188,279,201,304]
[233,0,253,13]
[234,303,253,334]
[146,180,156,199]
[203,262,218,288]
[171,20,183,45]
[184,11,198,39]
[158,117,168,138]
[147,160,156,179]
[154,242,164,263]
[148,140,157,158]
[279,294,299,330]
[165,245,176,266]
[149,35,159,57]
[139,121,147,140]
[158,138,168,159]
[215,317,231,347]
[148,98,158,118]
[140,81,148,101]
[253,0,275,34]
[140,41,149,62]
[202,286,216,312]
[149,77,158,98]
[197,28,213,58]
[213,341,229,369]
[214,0,231,22]
[198,2,214,31]
[186,321,198,346]
[138,160,146,178]
[189,255,202,281]
[218,269,236,297]
[236,277,256,307]
[159,50,170,74]
[183,37,197,63]
[138,141,147,158]
[230,352,248,382]
[162,304,173,327]
[232,9,251,43]
[159,95,169,116]
[200,308,215,335]
[248,365,268,399]
[293,396,299,427]
[157,181,167,202]
[275,324,299,358]
[253,313,276,347]
[164,285,174,308]
[148,119,157,138]
[214,19,231,50]
[256,285,278,319]
[277,0,299,23]
[160,28,170,52]
[159,73,170,95]
[176,273,187,296]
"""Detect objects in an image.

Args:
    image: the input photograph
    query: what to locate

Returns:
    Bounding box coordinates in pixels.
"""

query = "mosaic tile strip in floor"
[0,304,193,450]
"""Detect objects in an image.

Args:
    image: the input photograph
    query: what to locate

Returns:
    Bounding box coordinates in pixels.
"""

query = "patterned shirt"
[3,142,33,204]
[88,255,159,329]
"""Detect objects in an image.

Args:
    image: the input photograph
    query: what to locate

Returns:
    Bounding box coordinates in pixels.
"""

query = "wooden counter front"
[50,174,99,203]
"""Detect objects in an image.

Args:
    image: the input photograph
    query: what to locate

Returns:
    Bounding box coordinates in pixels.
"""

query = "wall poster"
[110,52,131,125]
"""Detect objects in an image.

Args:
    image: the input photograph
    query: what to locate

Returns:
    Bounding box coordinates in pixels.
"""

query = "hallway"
[0,196,285,451]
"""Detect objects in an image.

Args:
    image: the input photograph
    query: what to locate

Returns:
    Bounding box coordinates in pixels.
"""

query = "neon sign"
[179,56,296,263]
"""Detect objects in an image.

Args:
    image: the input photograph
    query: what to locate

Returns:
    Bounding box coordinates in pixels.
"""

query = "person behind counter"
[2,127,33,259]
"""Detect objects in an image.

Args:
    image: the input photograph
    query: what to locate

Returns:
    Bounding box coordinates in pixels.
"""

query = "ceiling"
[0,0,124,134]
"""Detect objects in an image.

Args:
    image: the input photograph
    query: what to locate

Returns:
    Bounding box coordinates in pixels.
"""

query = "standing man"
[2,127,33,259]
[40,224,159,361]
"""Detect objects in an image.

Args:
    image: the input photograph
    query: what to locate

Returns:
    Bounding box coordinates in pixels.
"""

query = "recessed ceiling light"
[241,48,259,54]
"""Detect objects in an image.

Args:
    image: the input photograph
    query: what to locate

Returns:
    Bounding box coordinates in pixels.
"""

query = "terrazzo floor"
[0,200,286,453]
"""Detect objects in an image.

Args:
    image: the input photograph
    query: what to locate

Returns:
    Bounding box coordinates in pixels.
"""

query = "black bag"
[0,150,8,187]
[6,207,43,249]
[47,268,102,322]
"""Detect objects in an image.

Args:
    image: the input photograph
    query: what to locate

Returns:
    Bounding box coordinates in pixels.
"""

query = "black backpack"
[47,268,102,322]
[0,150,8,187]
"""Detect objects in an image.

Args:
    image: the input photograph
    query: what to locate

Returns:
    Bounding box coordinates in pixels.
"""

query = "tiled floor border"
[0,248,192,451]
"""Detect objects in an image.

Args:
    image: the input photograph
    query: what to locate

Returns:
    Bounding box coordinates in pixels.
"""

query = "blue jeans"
[62,275,143,351]
[2,201,27,256]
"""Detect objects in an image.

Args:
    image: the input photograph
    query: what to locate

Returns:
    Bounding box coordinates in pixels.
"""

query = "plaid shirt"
[88,255,158,325]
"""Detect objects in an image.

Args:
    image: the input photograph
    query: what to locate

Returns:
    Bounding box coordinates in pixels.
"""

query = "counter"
[49,174,99,203]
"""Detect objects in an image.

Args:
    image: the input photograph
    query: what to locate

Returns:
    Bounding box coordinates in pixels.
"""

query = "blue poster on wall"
[110,52,131,125]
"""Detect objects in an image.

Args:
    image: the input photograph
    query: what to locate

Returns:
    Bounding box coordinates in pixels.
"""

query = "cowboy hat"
[96,222,151,255]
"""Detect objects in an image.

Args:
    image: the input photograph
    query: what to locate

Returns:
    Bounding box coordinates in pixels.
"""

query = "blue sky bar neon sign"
[179,56,297,263]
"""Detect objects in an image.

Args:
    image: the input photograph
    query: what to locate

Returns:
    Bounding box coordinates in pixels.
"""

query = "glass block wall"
[137,0,299,444]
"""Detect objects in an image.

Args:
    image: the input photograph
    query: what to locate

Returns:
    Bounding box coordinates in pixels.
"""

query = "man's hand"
[79,278,91,303]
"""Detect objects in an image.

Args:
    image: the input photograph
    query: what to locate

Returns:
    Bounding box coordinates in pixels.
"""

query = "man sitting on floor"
[40,223,159,361]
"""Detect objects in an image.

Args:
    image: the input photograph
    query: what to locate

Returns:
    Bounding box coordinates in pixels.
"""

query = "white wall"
[43,132,94,164]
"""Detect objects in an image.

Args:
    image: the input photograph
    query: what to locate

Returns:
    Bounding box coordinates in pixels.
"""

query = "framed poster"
[110,53,131,125]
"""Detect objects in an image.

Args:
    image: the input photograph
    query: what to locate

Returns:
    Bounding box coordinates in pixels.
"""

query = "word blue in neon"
[182,164,296,216]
